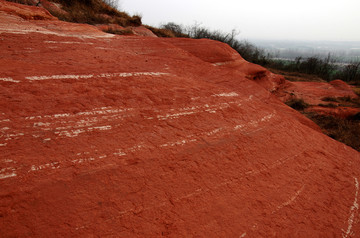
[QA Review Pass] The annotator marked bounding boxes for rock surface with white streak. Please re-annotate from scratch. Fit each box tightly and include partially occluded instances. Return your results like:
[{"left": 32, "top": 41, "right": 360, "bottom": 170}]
[{"left": 0, "top": 1, "right": 360, "bottom": 237}]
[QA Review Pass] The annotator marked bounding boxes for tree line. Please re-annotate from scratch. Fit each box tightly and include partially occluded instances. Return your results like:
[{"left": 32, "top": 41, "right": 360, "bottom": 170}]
[{"left": 160, "top": 22, "right": 360, "bottom": 84}]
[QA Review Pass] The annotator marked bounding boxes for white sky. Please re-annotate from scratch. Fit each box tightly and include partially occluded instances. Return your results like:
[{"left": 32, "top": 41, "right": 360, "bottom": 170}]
[{"left": 120, "top": 0, "right": 360, "bottom": 41}]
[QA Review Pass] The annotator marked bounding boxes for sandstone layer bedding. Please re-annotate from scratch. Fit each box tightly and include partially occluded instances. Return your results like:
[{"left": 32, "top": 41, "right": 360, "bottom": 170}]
[{"left": 1, "top": 1, "right": 360, "bottom": 237}]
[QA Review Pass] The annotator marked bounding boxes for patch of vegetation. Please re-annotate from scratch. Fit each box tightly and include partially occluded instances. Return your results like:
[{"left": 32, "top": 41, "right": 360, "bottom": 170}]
[
  {"left": 348, "top": 112, "right": 360, "bottom": 121},
  {"left": 318, "top": 103, "right": 337, "bottom": 108},
  {"left": 268, "top": 68, "right": 325, "bottom": 82},
  {"left": 151, "top": 22, "right": 270, "bottom": 65},
  {"left": 51, "top": 0, "right": 141, "bottom": 26},
  {"left": 104, "top": 27, "right": 132, "bottom": 35},
  {"left": 267, "top": 55, "right": 337, "bottom": 81},
  {"left": 322, "top": 96, "right": 360, "bottom": 108},
  {"left": 322, "top": 97, "right": 339, "bottom": 102},
  {"left": 264, "top": 57, "right": 360, "bottom": 84},
  {"left": 338, "top": 96, "right": 360, "bottom": 105},
  {"left": 160, "top": 22, "right": 189, "bottom": 38},
  {"left": 353, "top": 87, "right": 360, "bottom": 97},
  {"left": 285, "top": 96, "right": 359, "bottom": 151},
  {"left": 144, "top": 25, "right": 176, "bottom": 38},
  {"left": 304, "top": 112, "right": 360, "bottom": 151},
  {"left": 6, "top": 0, "right": 142, "bottom": 27},
  {"left": 337, "top": 62, "right": 360, "bottom": 82},
  {"left": 155, "top": 22, "right": 360, "bottom": 84},
  {"left": 285, "top": 98, "right": 309, "bottom": 111}
]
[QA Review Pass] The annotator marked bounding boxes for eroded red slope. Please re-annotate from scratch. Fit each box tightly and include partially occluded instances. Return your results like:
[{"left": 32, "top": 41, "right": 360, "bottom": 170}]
[{"left": 1, "top": 1, "right": 360, "bottom": 237}]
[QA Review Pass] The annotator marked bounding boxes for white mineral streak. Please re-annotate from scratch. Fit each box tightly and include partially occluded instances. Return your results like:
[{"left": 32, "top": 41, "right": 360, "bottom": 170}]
[
  {"left": 44, "top": 41, "right": 94, "bottom": 45},
  {"left": 213, "top": 92, "right": 239, "bottom": 97},
  {"left": 0, "top": 77, "right": 20, "bottom": 83},
  {"left": 342, "top": 177, "right": 359, "bottom": 238},
  {"left": 0, "top": 167, "right": 17, "bottom": 180},
  {"left": 26, "top": 72, "right": 170, "bottom": 81}
]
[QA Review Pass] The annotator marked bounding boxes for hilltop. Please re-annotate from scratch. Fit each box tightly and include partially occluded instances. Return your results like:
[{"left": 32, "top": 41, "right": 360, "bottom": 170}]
[{"left": 4, "top": 0, "right": 171, "bottom": 36}]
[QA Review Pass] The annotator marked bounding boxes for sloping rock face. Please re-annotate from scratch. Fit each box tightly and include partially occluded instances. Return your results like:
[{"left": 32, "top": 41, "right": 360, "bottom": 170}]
[
  {"left": 0, "top": 0, "right": 56, "bottom": 20},
  {"left": 278, "top": 79, "right": 358, "bottom": 105},
  {"left": 263, "top": 78, "right": 358, "bottom": 106},
  {"left": 1, "top": 1, "right": 360, "bottom": 237},
  {"left": 254, "top": 66, "right": 360, "bottom": 118}
]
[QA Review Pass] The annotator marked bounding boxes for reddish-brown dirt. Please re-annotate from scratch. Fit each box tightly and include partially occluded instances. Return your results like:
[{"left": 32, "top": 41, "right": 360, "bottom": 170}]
[
  {"left": 278, "top": 79, "right": 360, "bottom": 118},
  {"left": 280, "top": 80, "right": 358, "bottom": 105},
  {"left": 306, "top": 106, "right": 360, "bottom": 119},
  {"left": 263, "top": 68, "right": 360, "bottom": 118},
  {"left": 1, "top": 1, "right": 360, "bottom": 237}
]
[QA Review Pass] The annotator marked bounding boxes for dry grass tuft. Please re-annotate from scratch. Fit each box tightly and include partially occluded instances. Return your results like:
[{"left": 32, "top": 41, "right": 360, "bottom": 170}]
[
  {"left": 305, "top": 112, "right": 360, "bottom": 151},
  {"left": 5, "top": 0, "right": 141, "bottom": 27},
  {"left": 104, "top": 27, "right": 132, "bottom": 35},
  {"left": 49, "top": 0, "right": 141, "bottom": 26},
  {"left": 145, "top": 25, "right": 176, "bottom": 38}
]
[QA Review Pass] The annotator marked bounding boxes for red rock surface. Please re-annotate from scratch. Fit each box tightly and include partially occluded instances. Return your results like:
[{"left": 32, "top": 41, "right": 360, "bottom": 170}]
[
  {"left": 253, "top": 64, "right": 359, "bottom": 118},
  {"left": 283, "top": 80, "right": 357, "bottom": 105},
  {"left": 307, "top": 106, "right": 360, "bottom": 119},
  {"left": 280, "top": 80, "right": 359, "bottom": 118},
  {"left": 0, "top": 0, "right": 56, "bottom": 20},
  {"left": 254, "top": 69, "right": 358, "bottom": 105},
  {"left": 130, "top": 26, "right": 157, "bottom": 37},
  {"left": 1, "top": 1, "right": 360, "bottom": 237},
  {"left": 96, "top": 24, "right": 157, "bottom": 37}
]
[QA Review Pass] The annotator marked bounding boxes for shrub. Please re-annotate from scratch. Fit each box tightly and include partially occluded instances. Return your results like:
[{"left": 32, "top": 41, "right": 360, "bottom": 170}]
[
  {"left": 161, "top": 22, "right": 188, "bottom": 38},
  {"left": 104, "top": 27, "right": 132, "bottom": 35},
  {"left": 336, "top": 62, "right": 360, "bottom": 83},
  {"left": 268, "top": 55, "right": 337, "bottom": 81},
  {"left": 103, "top": 0, "right": 118, "bottom": 9},
  {"left": 269, "top": 56, "right": 360, "bottom": 83},
  {"left": 285, "top": 98, "right": 309, "bottom": 111},
  {"left": 6, "top": 0, "right": 142, "bottom": 27},
  {"left": 145, "top": 25, "right": 175, "bottom": 38},
  {"left": 53, "top": 0, "right": 142, "bottom": 26},
  {"left": 156, "top": 22, "right": 271, "bottom": 65}
]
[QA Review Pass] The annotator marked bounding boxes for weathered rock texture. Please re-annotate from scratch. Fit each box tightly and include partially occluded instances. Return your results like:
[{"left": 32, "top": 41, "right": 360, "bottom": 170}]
[
  {"left": 1, "top": 1, "right": 360, "bottom": 237},
  {"left": 251, "top": 66, "right": 360, "bottom": 118}
]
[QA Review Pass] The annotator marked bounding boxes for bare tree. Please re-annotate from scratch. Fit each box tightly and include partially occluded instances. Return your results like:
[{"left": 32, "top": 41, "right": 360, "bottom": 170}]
[
  {"left": 103, "top": 0, "right": 120, "bottom": 9},
  {"left": 342, "top": 62, "right": 360, "bottom": 82}
]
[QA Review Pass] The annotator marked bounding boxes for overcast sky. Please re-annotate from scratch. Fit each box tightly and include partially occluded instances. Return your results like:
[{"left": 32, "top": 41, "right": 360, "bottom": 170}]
[{"left": 120, "top": 0, "right": 360, "bottom": 41}]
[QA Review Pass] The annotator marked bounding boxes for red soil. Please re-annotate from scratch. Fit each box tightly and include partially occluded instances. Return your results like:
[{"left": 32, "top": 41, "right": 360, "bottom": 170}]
[
  {"left": 307, "top": 106, "right": 360, "bottom": 119},
  {"left": 1, "top": 1, "right": 360, "bottom": 237},
  {"left": 283, "top": 80, "right": 357, "bottom": 105},
  {"left": 281, "top": 80, "right": 359, "bottom": 118},
  {"left": 255, "top": 65, "right": 359, "bottom": 118}
]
